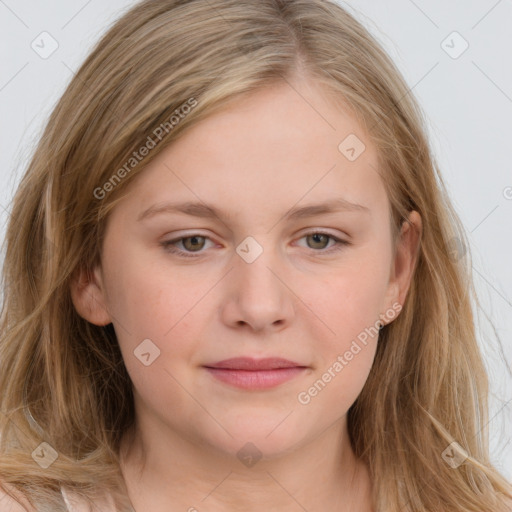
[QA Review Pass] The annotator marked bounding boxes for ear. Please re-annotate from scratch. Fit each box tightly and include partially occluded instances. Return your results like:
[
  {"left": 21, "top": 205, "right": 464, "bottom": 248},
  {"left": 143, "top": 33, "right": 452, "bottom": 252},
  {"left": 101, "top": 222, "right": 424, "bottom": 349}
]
[
  {"left": 69, "top": 264, "right": 112, "bottom": 326},
  {"left": 382, "top": 210, "right": 422, "bottom": 325}
]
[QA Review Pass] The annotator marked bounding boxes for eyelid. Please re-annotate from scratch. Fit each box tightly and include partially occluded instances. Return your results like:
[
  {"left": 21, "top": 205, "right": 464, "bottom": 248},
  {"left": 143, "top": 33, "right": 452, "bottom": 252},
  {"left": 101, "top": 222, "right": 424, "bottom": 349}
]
[
  {"left": 160, "top": 232, "right": 217, "bottom": 257},
  {"left": 160, "top": 229, "right": 351, "bottom": 258}
]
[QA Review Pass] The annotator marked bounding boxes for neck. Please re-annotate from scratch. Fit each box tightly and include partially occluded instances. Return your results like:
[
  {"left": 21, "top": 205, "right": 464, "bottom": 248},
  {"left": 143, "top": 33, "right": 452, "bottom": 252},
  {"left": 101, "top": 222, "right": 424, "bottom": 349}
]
[{"left": 119, "top": 415, "right": 374, "bottom": 512}]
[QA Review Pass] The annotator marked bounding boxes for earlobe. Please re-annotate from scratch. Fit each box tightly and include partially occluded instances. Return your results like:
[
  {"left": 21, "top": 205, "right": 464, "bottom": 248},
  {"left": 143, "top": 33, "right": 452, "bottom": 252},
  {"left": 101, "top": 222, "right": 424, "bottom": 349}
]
[
  {"left": 381, "top": 282, "right": 400, "bottom": 328},
  {"left": 383, "top": 210, "right": 422, "bottom": 324},
  {"left": 69, "top": 265, "right": 112, "bottom": 326}
]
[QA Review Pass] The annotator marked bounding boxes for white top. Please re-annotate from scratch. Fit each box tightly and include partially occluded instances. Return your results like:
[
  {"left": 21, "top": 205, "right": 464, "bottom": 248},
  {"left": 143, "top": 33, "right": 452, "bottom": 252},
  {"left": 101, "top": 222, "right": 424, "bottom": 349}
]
[
  {"left": 0, "top": 485, "right": 118, "bottom": 512},
  {"left": 61, "top": 487, "right": 117, "bottom": 512}
]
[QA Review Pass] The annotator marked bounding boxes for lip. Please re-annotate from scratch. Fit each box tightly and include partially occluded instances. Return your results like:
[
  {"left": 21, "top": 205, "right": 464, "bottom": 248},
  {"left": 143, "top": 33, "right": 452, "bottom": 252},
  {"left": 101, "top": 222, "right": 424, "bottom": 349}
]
[
  {"left": 203, "top": 357, "right": 309, "bottom": 390},
  {"left": 205, "top": 357, "right": 304, "bottom": 370}
]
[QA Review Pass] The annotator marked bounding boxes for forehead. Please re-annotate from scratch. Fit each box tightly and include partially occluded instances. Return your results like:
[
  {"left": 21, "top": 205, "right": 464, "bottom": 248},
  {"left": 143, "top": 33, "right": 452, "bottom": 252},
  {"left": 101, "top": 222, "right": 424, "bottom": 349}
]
[
  {"left": 116, "top": 79, "right": 385, "bottom": 221},
  {"left": 164, "top": 79, "right": 376, "bottom": 168}
]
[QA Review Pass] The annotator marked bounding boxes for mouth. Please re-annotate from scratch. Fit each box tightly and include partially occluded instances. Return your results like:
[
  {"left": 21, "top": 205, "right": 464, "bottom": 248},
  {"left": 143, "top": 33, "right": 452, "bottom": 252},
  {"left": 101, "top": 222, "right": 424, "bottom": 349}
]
[{"left": 203, "top": 357, "right": 309, "bottom": 390}]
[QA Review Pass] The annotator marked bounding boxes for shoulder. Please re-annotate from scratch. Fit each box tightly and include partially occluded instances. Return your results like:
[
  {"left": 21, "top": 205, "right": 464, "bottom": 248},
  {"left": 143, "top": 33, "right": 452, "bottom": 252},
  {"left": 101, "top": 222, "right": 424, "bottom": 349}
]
[
  {"left": 61, "top": 486, "right": 117, "bottom": 512},
  {"left": 0, "top": 484, "right": 35, "bottom": 512},
  {"left": 0, "top": 483, "right": 116, "bottom": 512}
]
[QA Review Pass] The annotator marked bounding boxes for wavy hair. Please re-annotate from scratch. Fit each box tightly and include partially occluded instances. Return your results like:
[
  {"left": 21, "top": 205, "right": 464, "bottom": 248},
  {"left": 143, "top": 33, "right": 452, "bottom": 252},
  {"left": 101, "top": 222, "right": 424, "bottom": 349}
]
[{"left": 1, "top": 0, "right": 511, "bottom": 510}]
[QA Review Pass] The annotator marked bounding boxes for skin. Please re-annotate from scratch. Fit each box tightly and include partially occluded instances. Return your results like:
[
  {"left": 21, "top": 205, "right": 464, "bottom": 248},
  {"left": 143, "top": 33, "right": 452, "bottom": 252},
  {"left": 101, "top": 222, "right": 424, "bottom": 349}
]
[{"left": 71, "top": 75, "right": 421, "bottom": 512}]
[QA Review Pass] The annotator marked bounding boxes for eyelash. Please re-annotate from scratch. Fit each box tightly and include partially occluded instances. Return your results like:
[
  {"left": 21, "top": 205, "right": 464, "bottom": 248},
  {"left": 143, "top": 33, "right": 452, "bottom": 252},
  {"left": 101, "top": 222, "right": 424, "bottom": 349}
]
[{"left": 160, "top": 231, "right": 350, "bottom": 258}]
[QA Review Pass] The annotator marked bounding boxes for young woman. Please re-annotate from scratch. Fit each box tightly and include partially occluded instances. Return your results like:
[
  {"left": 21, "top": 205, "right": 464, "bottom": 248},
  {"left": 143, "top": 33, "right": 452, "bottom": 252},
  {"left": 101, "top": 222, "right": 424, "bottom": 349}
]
[{"left": 1, "top": 0, "right": 510, "bottom": 510}]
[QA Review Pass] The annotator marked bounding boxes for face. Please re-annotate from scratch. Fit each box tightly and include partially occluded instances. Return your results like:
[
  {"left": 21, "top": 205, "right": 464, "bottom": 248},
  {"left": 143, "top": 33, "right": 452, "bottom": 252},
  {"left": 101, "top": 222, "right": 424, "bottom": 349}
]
[{"left": 72, "top": 77, "right": 419, "bottom": 461}]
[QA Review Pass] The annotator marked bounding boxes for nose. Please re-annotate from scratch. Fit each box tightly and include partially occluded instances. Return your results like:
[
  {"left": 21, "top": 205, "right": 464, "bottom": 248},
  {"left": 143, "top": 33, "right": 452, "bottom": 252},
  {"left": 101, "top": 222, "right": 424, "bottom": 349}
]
[{"left": 219, "top": 240, "right": 295, "bottom": 333}]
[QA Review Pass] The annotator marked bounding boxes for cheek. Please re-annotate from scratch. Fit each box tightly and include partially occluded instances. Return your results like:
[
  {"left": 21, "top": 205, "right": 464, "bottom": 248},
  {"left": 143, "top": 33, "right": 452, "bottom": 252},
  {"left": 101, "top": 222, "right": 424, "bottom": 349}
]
[
  {"left": 305, "top": 246, "right": 391, "bottom": 342},
  {"left": 103, "top": 245, "right": 206, "bottom": 338},
  {"left": 105, "top": 262, "right": 205, "bottom": 414},
  {"left": 295, "top": 243, "right": 390, "bottom": 399},
  {"left": 296, "top": 281, "right": 384, "bottom": 413}
]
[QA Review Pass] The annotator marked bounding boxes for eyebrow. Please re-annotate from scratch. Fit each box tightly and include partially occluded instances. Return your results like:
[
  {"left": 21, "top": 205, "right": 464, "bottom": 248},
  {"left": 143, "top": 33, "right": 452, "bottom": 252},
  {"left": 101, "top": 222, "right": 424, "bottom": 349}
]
[{"left": 137, "top": 197, "right": 370, "bottom": 223}]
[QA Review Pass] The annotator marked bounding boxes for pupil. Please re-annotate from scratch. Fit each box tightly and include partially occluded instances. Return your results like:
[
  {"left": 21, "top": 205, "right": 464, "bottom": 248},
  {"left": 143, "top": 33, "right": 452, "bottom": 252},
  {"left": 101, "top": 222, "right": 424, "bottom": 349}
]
[
  {"left": 311, "top": 233, "right": 327, "bottom": 248},
  {"left": 186, "top": 236, "right": 203, "bottom": 251},
  {"left": 183, "top": 234, "right": 328, "bottom": 252}
]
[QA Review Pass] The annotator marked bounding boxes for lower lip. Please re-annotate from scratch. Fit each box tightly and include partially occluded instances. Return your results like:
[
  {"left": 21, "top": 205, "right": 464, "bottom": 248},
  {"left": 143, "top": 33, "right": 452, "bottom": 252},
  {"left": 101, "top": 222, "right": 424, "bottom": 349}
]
[{"left": 204, "top": 367, "right": 307, "bottom": 389}]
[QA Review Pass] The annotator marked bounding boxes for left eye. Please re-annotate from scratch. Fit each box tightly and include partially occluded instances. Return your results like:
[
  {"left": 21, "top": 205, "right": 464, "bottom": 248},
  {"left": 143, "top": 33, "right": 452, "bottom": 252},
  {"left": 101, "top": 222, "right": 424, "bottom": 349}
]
[
  {"left": 296, "top": 232, "right": 344, "bottom": 251},
  {"left": 160, "top": 232, "right": 349, "bottom": 258}
]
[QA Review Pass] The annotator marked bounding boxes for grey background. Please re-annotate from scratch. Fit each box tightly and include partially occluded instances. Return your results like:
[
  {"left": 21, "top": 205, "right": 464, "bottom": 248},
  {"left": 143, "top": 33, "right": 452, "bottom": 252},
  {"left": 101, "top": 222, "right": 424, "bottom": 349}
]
[{"left": 1, "top": 0, "right": 511, "bottom": 479}]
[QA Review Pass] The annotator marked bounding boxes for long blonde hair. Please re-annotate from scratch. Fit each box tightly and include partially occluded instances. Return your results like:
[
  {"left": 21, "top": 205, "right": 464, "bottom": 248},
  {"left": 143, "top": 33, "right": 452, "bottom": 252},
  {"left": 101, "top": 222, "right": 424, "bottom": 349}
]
[{"left": 1, "top": 0, "right": 510, "bottom": 510}]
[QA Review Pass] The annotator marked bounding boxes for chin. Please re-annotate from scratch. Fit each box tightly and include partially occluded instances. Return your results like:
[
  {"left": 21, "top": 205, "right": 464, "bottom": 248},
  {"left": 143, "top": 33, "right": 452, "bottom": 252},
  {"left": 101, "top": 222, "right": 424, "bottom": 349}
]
[{"left": 199, "top": 415, "right": 308, "bottom": 463}]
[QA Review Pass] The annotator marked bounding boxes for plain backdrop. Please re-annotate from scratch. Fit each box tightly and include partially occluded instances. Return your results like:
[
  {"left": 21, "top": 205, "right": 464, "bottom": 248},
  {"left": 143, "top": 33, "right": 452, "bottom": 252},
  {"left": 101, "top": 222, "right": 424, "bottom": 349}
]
[{"left": 1, "top": 0, "right": 511, "bottom": 480}]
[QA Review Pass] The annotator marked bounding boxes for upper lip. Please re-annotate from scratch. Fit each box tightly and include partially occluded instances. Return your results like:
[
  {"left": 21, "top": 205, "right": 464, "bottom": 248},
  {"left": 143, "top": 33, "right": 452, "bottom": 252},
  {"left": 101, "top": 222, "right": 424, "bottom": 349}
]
[{"left": 204, "top": 357, "right": 307, "bottom": 370}]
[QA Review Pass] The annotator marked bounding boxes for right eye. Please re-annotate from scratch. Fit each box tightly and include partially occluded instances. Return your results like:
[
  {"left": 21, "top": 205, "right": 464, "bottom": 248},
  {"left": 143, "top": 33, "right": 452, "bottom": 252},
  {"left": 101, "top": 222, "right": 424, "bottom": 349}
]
[{"left": 160, "top": 234, "right": 215, "bottom": 258}]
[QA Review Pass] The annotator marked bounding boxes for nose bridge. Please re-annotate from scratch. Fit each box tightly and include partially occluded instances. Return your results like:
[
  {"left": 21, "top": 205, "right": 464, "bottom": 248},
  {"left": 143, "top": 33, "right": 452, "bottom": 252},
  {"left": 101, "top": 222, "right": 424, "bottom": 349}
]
[
  {"left": 234, "top": 234, "right": 282, "bottom": 295},
  {"left": 226, "top": 233, "right": 292, "bottom": 330}
]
